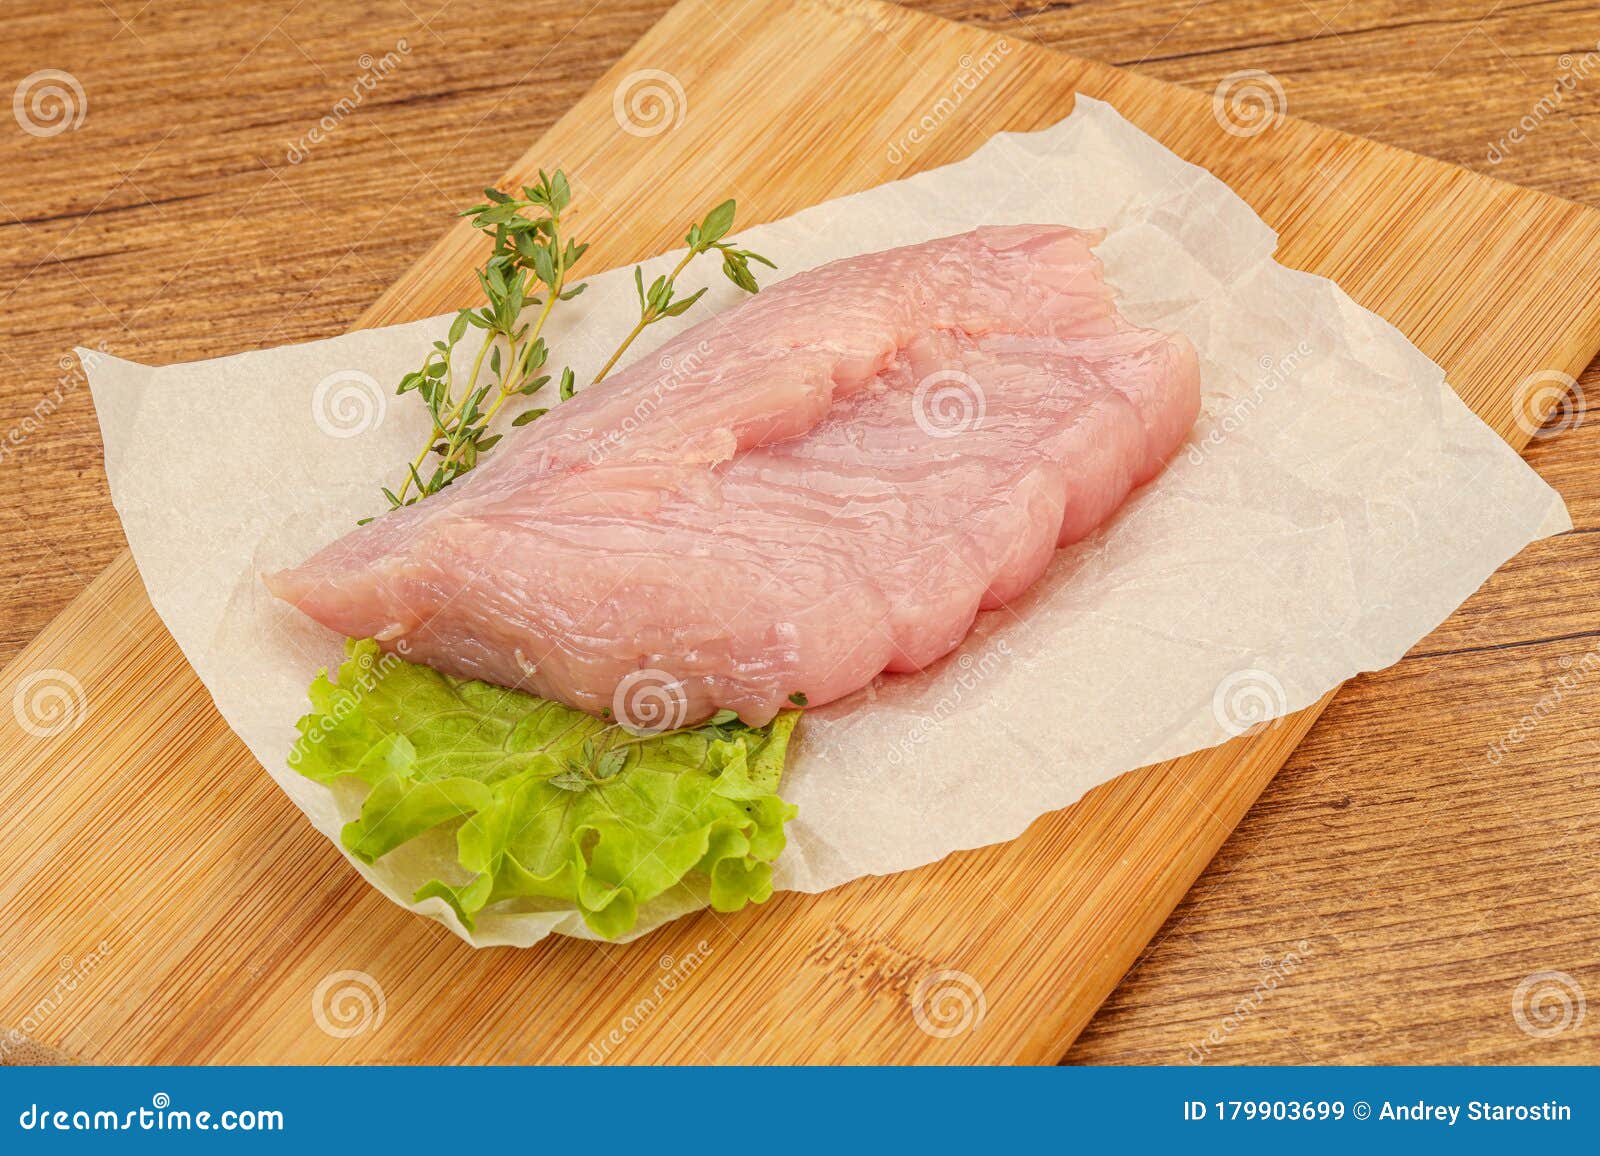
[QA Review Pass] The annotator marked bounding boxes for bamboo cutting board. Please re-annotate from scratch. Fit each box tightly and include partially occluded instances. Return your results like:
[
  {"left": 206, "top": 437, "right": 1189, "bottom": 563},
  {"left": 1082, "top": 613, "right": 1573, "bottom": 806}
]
[{"left": 4, "top": 0, "right": 1600, "bottom": 1065}]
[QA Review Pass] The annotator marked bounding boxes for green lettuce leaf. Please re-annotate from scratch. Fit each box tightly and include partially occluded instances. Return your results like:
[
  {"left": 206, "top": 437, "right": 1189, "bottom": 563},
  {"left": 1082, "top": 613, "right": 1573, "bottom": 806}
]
[{"left": 289, "top": 639, "right": 799, "bottom": 939}]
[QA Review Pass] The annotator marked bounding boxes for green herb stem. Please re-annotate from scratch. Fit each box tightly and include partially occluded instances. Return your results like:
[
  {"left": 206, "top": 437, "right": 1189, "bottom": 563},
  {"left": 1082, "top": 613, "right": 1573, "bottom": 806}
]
[{"left": 591, "top": 248, "right": 698, "bottom": 385}]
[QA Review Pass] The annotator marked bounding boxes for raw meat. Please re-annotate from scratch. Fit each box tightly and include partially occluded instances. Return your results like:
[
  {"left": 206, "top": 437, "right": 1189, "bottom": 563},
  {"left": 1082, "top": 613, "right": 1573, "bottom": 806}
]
[{"left": 266, "top": 226, "right": 1201, "bottom": 726}]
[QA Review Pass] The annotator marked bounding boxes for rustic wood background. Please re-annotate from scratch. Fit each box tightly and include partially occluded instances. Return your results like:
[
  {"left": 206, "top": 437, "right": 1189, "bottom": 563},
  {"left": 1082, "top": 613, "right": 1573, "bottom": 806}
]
[{"left": 2, "top": 0, "right": 1597, "bottom": 1064}]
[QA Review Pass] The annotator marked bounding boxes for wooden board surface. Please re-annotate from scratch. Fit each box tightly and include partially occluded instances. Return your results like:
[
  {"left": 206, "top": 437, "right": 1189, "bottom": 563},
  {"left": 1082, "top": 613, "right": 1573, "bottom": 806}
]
[{"left": 3, "top": 0, "right": 1600, "bottom": 1064}]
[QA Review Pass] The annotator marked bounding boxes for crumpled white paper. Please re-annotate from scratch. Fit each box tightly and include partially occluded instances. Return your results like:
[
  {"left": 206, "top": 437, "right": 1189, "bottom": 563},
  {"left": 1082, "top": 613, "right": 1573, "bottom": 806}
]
[{"left": 83, "top": 97, "right": 1569, "bottom": 946}]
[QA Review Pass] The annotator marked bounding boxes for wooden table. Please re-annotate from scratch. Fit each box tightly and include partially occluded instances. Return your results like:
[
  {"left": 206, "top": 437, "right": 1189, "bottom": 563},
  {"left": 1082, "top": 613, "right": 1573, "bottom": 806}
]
[{"left": 2, "top": 0, "right": 1597, "bottom": 1064}]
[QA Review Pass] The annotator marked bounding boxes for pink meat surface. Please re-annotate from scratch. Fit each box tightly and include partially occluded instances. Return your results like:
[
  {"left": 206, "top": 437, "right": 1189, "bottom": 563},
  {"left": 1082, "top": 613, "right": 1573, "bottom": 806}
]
[{"left": 266, "top": 226, "right": 1201, "bottom": 726}]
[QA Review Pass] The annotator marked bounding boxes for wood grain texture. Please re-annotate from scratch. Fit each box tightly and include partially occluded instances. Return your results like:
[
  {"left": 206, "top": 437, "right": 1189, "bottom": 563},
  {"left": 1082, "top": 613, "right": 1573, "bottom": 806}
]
[{"left": 1, "top": 0, "right": 1598, "bottom": 1064}]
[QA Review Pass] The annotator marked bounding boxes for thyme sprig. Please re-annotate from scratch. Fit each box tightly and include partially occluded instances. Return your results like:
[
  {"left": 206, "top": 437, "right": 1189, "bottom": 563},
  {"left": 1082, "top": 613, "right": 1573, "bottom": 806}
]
[
  {"left": 370, "top": 170, "right": 584, "bottom": 520},
  {"left": 368, "top": 174, "right": 772, "bottom": 522},
  {"left": 592, "top": 199, "right": 776, "bottom": 384}
]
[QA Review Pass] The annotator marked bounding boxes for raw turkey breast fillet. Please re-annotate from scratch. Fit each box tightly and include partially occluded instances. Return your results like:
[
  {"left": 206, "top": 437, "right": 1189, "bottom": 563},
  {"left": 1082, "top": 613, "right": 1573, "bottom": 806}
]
[{"left": 266, "top": 226, "right": 1202, "bottom": 726}]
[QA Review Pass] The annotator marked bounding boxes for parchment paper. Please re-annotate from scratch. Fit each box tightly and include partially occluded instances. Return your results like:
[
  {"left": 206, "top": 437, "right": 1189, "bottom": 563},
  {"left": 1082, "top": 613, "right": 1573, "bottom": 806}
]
[{"left": 82, "top": 98, "right": 1570, "bottom": 946}]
